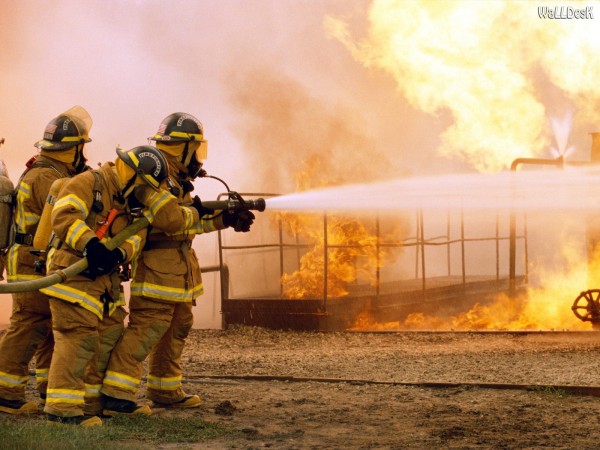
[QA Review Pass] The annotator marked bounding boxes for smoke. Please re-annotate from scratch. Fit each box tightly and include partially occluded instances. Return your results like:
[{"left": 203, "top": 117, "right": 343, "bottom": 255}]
[
  {"left": 1, "top": 0, "right": 599, "bottom": 329},
  {"left": 326, "top": 0, "right": 600, "bottom": 172},
  {"left": 226, "top": 67, "right": 398, "bottom": 194}
]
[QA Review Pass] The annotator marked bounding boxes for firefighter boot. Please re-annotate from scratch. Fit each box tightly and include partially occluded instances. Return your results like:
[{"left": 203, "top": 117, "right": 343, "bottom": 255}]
[
  {"left": 0, "top": 397, "right": 39, "bottom": 415},
  {"left": 152, "top": 394, "right": 201, "bottom": 409},
  {"left": 102, "top": 395, "right": 151, "bottom": 416},
  {"left": 47, "top": 414, "right": 102, "bottom": 427}
]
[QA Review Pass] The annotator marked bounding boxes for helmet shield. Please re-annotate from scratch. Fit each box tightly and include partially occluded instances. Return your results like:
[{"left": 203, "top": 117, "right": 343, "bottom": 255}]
[
  {"left": 64, "top": 105, "right": 92, "bottom": 140},
  {"left": 35, "top": 105, "right": 92, "bottom": 150}
]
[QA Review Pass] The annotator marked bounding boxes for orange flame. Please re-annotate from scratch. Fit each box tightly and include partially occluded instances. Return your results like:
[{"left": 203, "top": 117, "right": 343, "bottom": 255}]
[
  {"left": 276, "top": 156, "right": 401, "bottom": 299},
  {"left": 349, "top": 233, "right": 595, "bottom": 331},
  {"left": 326, "top": 0, "right": 600, "bottom": 171}
]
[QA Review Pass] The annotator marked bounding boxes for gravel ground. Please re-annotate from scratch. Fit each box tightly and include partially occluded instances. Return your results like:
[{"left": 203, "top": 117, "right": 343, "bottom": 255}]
[
  {"left": 169, "top": 327, "right": 600, "bottom": 449},
  {"left": 9, "top": 326, "right": 600, "bottom": 448}
]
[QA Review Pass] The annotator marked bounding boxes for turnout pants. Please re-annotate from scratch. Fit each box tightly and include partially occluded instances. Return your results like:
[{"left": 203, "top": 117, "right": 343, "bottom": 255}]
[
  {"left": 101, "top": 296, "right": 194, "bottom": 404},
  {"left": 44, "top": 299, "right": 125, "bottom": 417},
  {"left": 0, "top": 290, "right": 53, "bottom": 401},
  {"left": 84, "top": 307, "right": 127, "bottom": 415}
]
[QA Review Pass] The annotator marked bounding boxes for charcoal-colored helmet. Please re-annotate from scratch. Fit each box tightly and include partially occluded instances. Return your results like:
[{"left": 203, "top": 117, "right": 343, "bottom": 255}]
[
  {"left": 149, "top": 112, "right": 203, "bottom": 142},
  {"left": 35, "top": 106, "right": 92, "bottom": 150},
  {"left": 116, "top": 145, "right": 168, "bottom": 190}
]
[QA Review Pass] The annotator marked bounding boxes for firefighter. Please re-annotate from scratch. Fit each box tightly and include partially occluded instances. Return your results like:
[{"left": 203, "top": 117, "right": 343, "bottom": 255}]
[
  {"left": 40, "top": 145, "right": 204, "bottom": 427},
  {"left": 101, "top": 113, "right": 254, "bottom": 414},
  {"left": 0, "top": 106, "right": 92, "bottom": 415}
]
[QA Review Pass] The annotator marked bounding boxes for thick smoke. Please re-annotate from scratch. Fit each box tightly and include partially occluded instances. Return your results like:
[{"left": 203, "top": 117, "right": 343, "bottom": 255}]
[{"left": 226, "top": 67, "right": 398, "bottom": 194}]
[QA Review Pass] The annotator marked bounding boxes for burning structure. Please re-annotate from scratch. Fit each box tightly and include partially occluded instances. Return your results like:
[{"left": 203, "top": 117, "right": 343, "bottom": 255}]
[
  {"left": 217, "top": 202, "right": 528, "bottom": 331},
  {"left": 211, "top": 133, "right": 600, "bottom": 332}
]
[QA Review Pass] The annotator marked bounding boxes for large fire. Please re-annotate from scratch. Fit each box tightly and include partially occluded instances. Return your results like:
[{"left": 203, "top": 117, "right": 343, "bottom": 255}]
[
  {"left": 320, "top": 0, "right": 600, "bottom": 330},
  {"left": 266, "top": 1, "right": 600, "bottom": 330},
  {"left": 350, "top": 233, "right": 595, "bottom": 331},
  {"left": 276, "top": 155, "right": 402, "bottom": 299},
  {"left": 325, "top": 0, "right": 600, "bottom": 171}
]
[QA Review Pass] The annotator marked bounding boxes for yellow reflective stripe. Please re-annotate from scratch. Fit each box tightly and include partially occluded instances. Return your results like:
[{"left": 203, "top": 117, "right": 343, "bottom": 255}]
[
  {"left": 169, "top": 131, "right": 203, "bottom": 140},
  {"left": 186, "top": 217, "right": 218, "bottom": 235},
  {"left": 35, "top": 368, "right": 49, "bottom": 380},
  {"left": 23, "top": 212, "right": 39, "bottom": 228},
  {"left": 0, "top": 370, "right": 29, "bottom": 387},
  {"left": 183, "top": 207, "right": 195, "bottom": 229},
  {"left": 85, "top": 384, "right": 102, "bottom": 397},
  {"left": 15, "top": 182, "right": 32, "bottom": 232},
  {"left": 130, "top": 281, "right": 203, "bottom": 302},
  {"left": 6, "top": 245, "right": 43, "bottom": 280},
  {"left": 46, "top": 388, "right": 85, "bottom": 404},
  {"left": 124, "top": 234, "right": 142, "bottom": 258},
  {"left": 128, "top": 151, "right": 139, "bottom": 166},
  {"left": 103, "top": 371, "right": 140, "bottom": 393},
  {"left": 40, "top": 284, "right": 104, "bottom": 319},
  {"left": 143, "top": 173, "right": 159, "bottom": 188},
  {"left": 147, "top": 374, "right": 182, "bottom": 390},
  {"left": 17, "top": 182, "right": 31, "bottom": 197},
  {"left": 65, "top": 219, "right": 90, "bottom": 248},
  {"left": 54, "top": 193, "right": 90, "bottom": 218},
  {"left": 61, "top": 136, "right": 84, "bottom": 142},
  {"left": 6, "top": 245, "right": 19, "bottom": 277},
  {"left": 147, "top": 191, "right": 173, "bottom": 220},
  {"left": 107, "top": 296, "right": 125, "bottom": 316}
]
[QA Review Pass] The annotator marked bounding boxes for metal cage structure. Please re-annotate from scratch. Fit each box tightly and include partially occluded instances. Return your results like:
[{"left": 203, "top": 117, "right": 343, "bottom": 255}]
[{"left": 214, "top": 193, "right": 528, "bottom": 331}]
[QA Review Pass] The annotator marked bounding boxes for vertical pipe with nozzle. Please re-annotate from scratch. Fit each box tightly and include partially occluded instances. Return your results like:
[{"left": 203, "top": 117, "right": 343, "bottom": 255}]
[{"left": 586, "top": 132, "right": 600, "bottom": 286}]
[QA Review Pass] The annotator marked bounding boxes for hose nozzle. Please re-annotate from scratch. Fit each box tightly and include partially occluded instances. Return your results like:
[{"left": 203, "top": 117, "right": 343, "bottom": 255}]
[{"left": 203, "top": 193, "right": 266, "bottom": 213}]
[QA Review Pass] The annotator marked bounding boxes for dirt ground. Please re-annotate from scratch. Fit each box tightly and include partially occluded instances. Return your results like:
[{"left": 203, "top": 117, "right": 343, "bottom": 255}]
[
  {"left": 8, "top": 326, "right": 600, "bottom": 448},
  {"left": 147, "top": 326, "right": 600, "bottom": 449}
]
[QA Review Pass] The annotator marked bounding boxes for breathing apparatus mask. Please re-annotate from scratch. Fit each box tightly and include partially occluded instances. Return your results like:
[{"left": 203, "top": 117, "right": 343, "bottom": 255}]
[{"left": 156, "top": 140, "right": 207, "bottom": 180}]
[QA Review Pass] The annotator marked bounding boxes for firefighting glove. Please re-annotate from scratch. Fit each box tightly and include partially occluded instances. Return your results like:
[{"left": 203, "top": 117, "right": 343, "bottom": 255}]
[
  {"left": 191, "top": 195, "right": 215, "bottom": 217},
  {"left": 83, "top": 237, "right": 124, "bottom": 279},
  {"left": 223, "top": 210, "right": 255, "bottom": 232}
]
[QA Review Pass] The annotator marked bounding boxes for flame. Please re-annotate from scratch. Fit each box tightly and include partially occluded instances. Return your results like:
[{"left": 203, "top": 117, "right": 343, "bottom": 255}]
[
  {"left": 349, "top": 233, "right": 593, "bottom": 331},
  {"left": 325, "top": 0, "right": 600, "bottom": 172},
  {"left": 276, "top": 156, "right": 401, "bottom": 299}
]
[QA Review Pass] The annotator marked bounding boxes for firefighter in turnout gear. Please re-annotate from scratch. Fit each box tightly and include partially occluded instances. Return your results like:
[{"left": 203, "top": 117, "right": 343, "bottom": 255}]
[
  {"left": 40, "top": 145, "right": 202, "bottom": 427},
  {"left": 101, "top": 113, "right": 254, "bottom": 413},
  {"left": 0, "top": 106, "right": 92, "bottom": 415}
]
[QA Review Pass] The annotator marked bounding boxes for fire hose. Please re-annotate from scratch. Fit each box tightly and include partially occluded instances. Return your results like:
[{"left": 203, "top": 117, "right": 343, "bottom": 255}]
[{"left": 0, "top": 195, "right": 266, "bottom": 294}]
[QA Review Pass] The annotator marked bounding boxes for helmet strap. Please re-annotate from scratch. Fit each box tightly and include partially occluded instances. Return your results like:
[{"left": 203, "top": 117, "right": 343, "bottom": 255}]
[
  {"left": 121, "top": 175, "right": 137, "bottom": 200},
  {"left": 181, "top": 141, "right": 192, "bottom": 166},
  {"left": 73, "top": 144, "right": 88, "bottom": 174}
]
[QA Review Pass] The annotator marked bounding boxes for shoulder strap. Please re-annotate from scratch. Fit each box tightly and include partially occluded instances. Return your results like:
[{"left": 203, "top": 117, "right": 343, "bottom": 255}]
[
  {"left": 86, "top": 170, "right": 104, "bottom": 229},
  {"left": 30, "top": 160, "right": 65, "bottom": 178}
]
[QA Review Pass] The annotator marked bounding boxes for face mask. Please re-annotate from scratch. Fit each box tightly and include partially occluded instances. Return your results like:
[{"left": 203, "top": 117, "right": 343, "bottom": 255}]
[
  {"left": 40, "top": 145, "right": 88, "bottom": 173},
  {"left": 184, "top": 140, "right": 208, "bottom": 179}
]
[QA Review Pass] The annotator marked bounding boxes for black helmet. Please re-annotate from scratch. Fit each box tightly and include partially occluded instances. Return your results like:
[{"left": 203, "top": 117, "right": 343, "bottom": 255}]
[
  {"left": 116, "top": 145, "right": 168, "bottom": 190},
  {"left": 35, "top": 106, "right": 92, "bottom": 151},
  {"left": 149, "top": 112, "right": 203, "bottom": 142}
]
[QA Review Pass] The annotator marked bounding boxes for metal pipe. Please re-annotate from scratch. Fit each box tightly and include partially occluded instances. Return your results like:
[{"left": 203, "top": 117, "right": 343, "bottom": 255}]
[
  {"left": 419, "top": 210, "right": 426, "bottom": 292},
  {"left": 376, "top": 215, "right": 380, "bottom": 301},
  {"left": 509, "top": 157, "right": 564, "bottom": 293},
  {"left": 461, "top": 209, "right": 466, "bottom": 286},
  {"left": 323, "top": 213, "right": 328, "bottom": 307}
]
